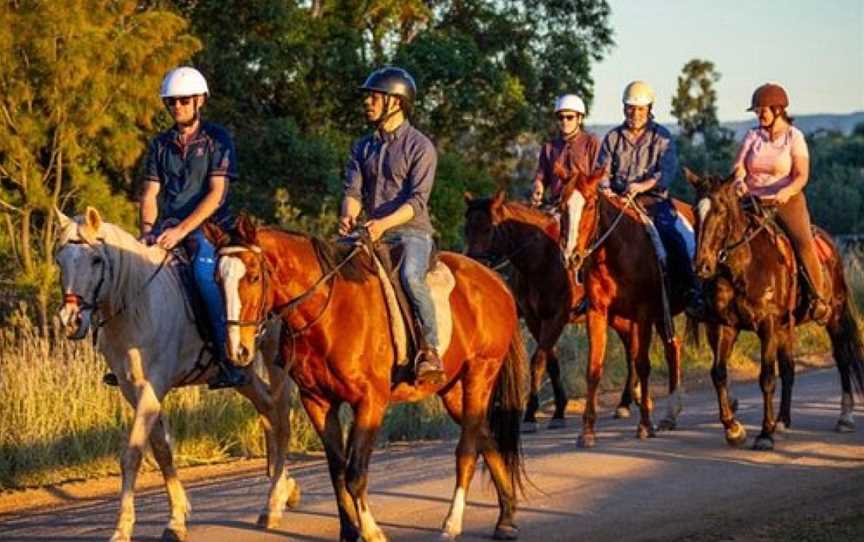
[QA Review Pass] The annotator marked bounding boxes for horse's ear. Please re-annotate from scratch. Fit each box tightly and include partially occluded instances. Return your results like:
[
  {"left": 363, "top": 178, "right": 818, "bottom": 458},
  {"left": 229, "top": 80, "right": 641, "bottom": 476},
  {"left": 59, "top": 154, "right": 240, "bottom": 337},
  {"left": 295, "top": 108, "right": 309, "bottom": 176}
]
[
  {"left": 491, "top": 189, "right": 506, "bottom": 210},
  {"left": 80, "top": 206, "right": 102, "bottom": 242},
  {"left": 54, "top": 207, "right": 73, "bottom": 230},
  {"left": 235, "top": 214, "right": 259, "bottom": 245},
  {"left": 463, "top": 191, "right": 475, "bottom": 203},
  {"left": 203, "top": 221, "right": 229, "bottom": 248}
]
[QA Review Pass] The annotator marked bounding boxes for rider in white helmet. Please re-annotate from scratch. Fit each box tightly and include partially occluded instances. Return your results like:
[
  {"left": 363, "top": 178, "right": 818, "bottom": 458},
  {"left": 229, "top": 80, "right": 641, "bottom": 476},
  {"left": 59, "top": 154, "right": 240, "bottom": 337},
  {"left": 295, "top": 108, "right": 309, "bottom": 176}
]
[
  {"left": 532, "top": 93, "right": 600, "bottom": 283},
  {"left": 103, "top": 66, "right": 248, "bottom": 390},
  {"left": 597, "top": 80, "right": 707, "bottom": 319}
]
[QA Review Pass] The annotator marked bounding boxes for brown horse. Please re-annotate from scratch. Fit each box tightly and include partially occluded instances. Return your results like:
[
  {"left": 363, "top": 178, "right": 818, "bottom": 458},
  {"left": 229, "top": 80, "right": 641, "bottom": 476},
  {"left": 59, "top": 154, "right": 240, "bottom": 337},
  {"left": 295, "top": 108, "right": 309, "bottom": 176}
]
[
  {"left": 211, "top": 218, "right": 526, "bottom": 542},
  {"left": 565, "top": 171, "right": 694, "bottom": 447},
  {"left": 686, "top": 170, "right": 864, "bottom": 450},
  {"left": 464, "top": 191, "right": 586, "bottom": 432}
]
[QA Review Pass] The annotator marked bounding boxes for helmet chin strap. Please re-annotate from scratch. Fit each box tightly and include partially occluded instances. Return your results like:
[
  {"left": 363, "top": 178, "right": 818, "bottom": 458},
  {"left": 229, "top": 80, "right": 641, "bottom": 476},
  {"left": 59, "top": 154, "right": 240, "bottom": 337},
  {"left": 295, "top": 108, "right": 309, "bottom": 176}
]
[{"left": 374, "top": 95, "right": 402, "bottom": 130}]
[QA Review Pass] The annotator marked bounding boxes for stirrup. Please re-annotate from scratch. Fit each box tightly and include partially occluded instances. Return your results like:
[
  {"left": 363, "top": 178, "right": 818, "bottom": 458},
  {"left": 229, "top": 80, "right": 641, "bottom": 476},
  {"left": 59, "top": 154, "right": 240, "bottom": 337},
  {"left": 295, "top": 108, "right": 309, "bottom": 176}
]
[
  {"left": 208, "top": 361, "right": 250, "bottom": 390},
  {"left": 809, "top": 297, "right": 831, "bottom": 325},
  {"left": 415, "top": 349, "right": 446, "bottom": 385}
]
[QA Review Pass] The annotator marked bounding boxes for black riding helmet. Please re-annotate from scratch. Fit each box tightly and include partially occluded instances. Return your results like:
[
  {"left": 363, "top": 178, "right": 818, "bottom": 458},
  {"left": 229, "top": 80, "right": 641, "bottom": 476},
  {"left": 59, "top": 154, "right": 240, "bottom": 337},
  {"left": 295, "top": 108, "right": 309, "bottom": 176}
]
[{"left": 360, "top": 67, "right": 416, "bottom": 114}]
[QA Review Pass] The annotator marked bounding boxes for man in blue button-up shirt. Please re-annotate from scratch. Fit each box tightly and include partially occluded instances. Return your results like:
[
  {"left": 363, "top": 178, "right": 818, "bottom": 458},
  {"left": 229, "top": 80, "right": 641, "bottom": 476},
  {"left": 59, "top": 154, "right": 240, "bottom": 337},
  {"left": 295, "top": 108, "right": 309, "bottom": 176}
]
[
  {"left": 339, "top": 67, "right": 445, "bottom": 385},
  {"left": 597, "top": 80, "right": 706, "bottom": 319}
]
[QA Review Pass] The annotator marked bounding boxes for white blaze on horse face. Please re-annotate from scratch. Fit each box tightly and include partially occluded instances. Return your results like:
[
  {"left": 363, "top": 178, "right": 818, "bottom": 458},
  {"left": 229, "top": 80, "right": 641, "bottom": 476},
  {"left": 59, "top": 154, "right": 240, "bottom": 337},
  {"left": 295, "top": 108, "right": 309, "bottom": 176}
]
[
  {"left": 55, "top": 241, "right": 97, "bottom": 338},
  {"left": 564, "top": 190, "right": 587, "bottom": 257},
  {"left": 696, "top": 197, "right": 712, "bottom": 225},
  {"left": 219, "top": 256, "right": 248, "bottom": 360}
]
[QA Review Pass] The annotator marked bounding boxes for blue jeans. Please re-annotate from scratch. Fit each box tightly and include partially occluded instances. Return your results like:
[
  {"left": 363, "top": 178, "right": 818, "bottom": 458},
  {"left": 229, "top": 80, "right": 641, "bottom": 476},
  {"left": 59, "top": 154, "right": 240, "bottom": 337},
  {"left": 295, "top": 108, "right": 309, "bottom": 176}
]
[
  {"left": 644, "top": 199, "right": 698, "bottom": 291},
  {"left": 184, "top": 228, "right": 228, "bottom": 361},
  {"left": 382, "top": 230, "right": 439, "bottom": 349}
]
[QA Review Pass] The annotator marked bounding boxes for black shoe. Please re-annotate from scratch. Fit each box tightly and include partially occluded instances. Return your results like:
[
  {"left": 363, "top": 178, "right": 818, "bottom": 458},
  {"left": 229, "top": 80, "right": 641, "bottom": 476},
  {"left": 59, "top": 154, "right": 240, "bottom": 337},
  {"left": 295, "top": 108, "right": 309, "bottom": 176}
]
[
  {"left": 102, "top": 372, "right": 119, "bottom": 387},
  {"left": 684, "top": 289, "right": 709, "bottom": 321},
  {"left": 416, "top": 348, "right": 446, "bottom": 385},
  {"left": 208, "top": 360, "right": 250, "bottom": 390}
]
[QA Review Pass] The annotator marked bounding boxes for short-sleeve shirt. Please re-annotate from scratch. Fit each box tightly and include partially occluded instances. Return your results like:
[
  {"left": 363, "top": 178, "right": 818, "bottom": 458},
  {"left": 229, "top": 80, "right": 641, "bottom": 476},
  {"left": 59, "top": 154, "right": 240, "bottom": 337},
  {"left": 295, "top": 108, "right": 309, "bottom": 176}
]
[
  {"left": 596, "top": 122, "right": 678, "bottom": 198},
  {"left": 733, "top": 126, "right": 809, "bottom": 197},
  {"left": 343, "top": 121, "right": 437, "bottom": 234},
  {"left": 533, "top": 131, "right": 600, "bottom": 199},
  {"left": 143, "top": 121, "right": 237, "bottom": 228}
]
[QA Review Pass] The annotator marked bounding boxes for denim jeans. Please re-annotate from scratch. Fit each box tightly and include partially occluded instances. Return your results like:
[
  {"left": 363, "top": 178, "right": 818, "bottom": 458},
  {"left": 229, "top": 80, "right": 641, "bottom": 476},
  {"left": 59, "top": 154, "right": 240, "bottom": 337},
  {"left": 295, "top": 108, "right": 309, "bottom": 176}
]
[
  {"left": 382, "top": 229, "right": 439, "bottom": 349},
  {"left": 184, "top": 228, "right": 228, "bottom": 361},
  {"left": 644, "top": 199, "right": 698, "bottom": 291}
]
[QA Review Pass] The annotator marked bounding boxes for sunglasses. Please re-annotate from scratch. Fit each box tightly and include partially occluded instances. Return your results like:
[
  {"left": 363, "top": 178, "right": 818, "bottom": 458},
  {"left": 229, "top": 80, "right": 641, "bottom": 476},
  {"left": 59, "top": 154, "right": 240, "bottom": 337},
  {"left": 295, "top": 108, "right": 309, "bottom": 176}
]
[
  {"left": 557, "top": 114, "right": 578, "bottom": 121},
  {"left": 163, "top": 96, "right": 195, "bottom": 107}
]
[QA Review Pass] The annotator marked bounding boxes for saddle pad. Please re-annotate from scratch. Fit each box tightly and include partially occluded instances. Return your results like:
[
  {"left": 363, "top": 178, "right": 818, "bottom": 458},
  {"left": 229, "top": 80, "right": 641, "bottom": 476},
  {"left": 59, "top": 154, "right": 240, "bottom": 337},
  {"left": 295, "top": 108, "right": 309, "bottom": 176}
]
[{"left": 372, "top": 258, "right": 456, "bottom": 366}]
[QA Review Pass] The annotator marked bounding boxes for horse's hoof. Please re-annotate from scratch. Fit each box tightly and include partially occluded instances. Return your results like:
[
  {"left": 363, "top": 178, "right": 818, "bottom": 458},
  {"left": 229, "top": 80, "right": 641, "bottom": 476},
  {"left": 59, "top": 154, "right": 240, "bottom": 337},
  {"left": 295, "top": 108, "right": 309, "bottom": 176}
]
[
  {"left": 657, "top": 417, "right": 677, "bottom": 431},
  {"left": 109, "top": 534, "right": 131, "bottom": 542},
  {"left": 774, "top": 421, "right": 787, "bottom": 434},
  {"left": 730, "top": 398, "right": 739, "bottom": 414},
  {"left": 636, "top": 424, "right": 657, "bottom": 439},
  {"left": 493, "top": 523, "right": 520, "bottom": 540},
  {"left": 547, "top": 418, "right": 567, "bottom": 430},
  {"left": 161, "top": 527, "right": 187, "bottom": 542},
  {"left": 613, "top": 406, "right": 631, "bottom": 419},
  {"left": 286, "top": 479, "right": 302, "bottom": 509},
  {"left": 835, "top": 418, "right": 856, "bottom": 433},
  {"left": 521, "top": 421, "right": 538, "bottom": 433},
  {"left": 577, "top": 434, "right": 596, "bottom": 448},
  {"left": 724, "top": 421, "right": 747, "bottom": 447},
  {"left": 257, "top": 513, "right": 282, "bottom": 530},
  {"left": 753, "top": 435, "right": 774, "bottom": 451}
]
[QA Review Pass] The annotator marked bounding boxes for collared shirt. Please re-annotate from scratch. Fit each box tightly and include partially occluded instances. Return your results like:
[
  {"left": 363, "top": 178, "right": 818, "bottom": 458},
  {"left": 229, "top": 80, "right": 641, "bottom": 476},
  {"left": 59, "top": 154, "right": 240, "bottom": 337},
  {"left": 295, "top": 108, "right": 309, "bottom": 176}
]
[
  {"left": 733, "top": 126, "right": 808, "bottom": 197},
  {"left": 596, "top": 121, "right": 678, "bottom": 198},
  {"left": 143, "top": 121, "right": 237, "bottom": 228},
  {"left": 533, "top": 131, "right": 601, "bottom": 198},
  {"left": 344, "top": 121, "right": 437, "bottom": 234}
]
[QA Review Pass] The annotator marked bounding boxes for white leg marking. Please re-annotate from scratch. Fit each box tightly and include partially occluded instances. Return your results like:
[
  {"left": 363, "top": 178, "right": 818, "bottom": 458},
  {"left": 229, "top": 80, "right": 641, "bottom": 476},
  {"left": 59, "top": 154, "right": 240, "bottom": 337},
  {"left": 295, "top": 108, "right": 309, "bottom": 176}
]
[{"left": 441, "top": 487, "right": 466, "bottom": 539}]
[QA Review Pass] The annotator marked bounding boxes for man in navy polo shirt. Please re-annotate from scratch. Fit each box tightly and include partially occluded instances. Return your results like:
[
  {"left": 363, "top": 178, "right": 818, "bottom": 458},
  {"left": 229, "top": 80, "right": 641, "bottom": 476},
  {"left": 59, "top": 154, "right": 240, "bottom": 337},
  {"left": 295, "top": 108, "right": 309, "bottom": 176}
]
[{"left": 133, "top": 66, "right": 248, "bottom": 389}]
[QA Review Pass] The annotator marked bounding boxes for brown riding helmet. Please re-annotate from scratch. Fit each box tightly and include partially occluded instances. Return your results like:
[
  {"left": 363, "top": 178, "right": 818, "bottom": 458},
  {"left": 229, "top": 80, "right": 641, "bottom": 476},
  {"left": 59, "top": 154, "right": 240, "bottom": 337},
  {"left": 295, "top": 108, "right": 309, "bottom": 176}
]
[{"left": 747, "top": 83, "right": 789, "bottom": 111}]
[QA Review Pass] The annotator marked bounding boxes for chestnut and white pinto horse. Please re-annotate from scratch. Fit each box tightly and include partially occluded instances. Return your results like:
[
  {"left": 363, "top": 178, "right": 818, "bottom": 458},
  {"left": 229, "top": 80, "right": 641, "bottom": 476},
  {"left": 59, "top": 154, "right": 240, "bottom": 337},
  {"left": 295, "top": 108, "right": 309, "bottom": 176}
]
[{"left": 55, "top": 207, "right": 298, "bottom": 542}]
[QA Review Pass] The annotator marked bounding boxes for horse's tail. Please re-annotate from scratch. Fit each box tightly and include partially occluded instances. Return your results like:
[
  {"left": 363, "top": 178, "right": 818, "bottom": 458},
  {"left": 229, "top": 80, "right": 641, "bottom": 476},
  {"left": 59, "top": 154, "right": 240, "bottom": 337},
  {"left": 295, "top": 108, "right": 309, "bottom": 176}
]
[
  {"left": 489, "top": 326, "right": 528, "bottom": 496},
  {"left": 828, "top": 298, "right": 864, "bottom": 400}
]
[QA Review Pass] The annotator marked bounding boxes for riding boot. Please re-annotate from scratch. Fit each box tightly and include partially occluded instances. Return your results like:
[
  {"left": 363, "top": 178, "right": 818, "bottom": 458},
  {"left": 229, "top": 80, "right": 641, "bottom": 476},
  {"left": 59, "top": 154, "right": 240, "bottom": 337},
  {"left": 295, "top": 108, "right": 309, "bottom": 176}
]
[
  {"left": 684, "top": 281, "right": 710, "bottom": 322},
  {"left": 415, "top": 332, "right": 445, "bottom": 385},
  {"left": 208, "top": 357, "right": 250, "bottom": 390}
]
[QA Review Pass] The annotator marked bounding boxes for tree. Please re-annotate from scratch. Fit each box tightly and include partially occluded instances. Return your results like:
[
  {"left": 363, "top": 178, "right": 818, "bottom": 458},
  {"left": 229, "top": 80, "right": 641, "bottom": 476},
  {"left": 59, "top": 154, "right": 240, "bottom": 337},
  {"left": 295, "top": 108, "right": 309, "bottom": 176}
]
[
  {"left": 671, "top": 59, "right": 721, "bottom": 141},
  {"left": 0, "top": 1, "right": 200, "bottom": 331}
]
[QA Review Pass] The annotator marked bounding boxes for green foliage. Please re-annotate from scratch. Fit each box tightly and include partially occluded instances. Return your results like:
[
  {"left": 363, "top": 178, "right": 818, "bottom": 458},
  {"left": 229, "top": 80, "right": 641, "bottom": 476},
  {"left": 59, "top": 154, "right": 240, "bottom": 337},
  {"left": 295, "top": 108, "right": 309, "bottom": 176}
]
[
  {"left": 806, "top": 130, "right": 864, "bottom": 234},
  {"left": 671, "top": 59, "right": 722, "bottom": 141},
  {"left": 0, "top": 1, "right": 200, "bottom": 328}
]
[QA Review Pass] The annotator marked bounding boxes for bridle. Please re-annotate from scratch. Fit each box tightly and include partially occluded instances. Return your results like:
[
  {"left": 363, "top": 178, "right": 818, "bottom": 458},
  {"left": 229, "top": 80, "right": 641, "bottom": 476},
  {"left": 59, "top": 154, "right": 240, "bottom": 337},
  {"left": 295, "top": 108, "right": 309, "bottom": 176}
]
[
  {"left": 569, "top": 192, "right": 634, "bottom": 274},
  {"left": 705, "top": 195, "right": 775, "bottom": 266}
]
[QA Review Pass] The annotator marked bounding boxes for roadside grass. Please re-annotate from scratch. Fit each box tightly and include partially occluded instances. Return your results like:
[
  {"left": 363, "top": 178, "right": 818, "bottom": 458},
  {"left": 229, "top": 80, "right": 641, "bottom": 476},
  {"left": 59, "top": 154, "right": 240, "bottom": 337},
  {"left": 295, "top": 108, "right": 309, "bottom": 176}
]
[{"left": 1, "top": 257, "right": 861, "bottom": 491}]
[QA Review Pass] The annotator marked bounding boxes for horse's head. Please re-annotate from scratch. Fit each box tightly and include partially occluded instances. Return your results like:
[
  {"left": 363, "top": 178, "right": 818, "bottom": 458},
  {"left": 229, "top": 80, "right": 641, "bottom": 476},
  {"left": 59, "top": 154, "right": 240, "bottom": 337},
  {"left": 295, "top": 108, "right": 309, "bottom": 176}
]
[
  {"left": 210, "top": 215, "right": 269, "bottom": 366},
  {"left": 557, "top": 167, "right": 605, "bottom": 272},
  {"left": 55, "top": 207, "right": 111, "bottom": 340},
  {"left": 685, "top": 168, "right": 742, "bottom": 278},
  {"left": 463, "top": 190, "right": 507, "bottom": 263}
]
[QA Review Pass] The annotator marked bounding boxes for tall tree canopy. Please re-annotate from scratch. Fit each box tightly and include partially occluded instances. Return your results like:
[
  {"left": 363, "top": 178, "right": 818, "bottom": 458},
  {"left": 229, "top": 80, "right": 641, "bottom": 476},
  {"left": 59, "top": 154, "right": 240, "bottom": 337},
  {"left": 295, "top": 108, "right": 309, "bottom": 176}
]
[{"left": 0, "top": 0, "right": 200, "bottom": 329}]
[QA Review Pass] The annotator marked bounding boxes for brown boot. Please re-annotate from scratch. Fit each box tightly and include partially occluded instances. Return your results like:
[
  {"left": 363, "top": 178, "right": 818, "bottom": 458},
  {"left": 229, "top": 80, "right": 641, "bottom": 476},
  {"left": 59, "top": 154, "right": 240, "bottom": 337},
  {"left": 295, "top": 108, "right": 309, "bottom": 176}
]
[{"left": 416, "top": 348, "right": 446, "bottom": 385}]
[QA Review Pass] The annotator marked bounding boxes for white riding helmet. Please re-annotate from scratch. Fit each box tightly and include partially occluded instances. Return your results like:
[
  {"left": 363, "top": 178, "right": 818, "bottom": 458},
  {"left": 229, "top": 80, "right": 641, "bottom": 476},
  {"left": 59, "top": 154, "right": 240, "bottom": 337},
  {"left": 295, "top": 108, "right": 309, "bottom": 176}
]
[
  {"left": 622, "top": 80, "right": 655, "bottom": 106},
  {"left": 160, "top": 67, "right": 209, "bottom": 98},
  {"left": 554, "top": 94, "right": 586, "bottom": 115}
]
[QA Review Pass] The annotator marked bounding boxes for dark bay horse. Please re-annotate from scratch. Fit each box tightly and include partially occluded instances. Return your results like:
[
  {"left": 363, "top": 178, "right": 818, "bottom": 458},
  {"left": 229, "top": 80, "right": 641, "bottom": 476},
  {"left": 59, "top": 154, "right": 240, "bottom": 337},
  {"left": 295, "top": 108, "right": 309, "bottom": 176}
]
[
  {"left": 565, "top": 171, "right": 694, "bottom": 447},
  {"left": 464, "top": 191, "right": 586, "bottom": 432},
  {"left": 212, "top": 218, "right": 526, "bottom": 541},
  {"left": 686, "top": 170, "right": 864, "bottom": 450}
]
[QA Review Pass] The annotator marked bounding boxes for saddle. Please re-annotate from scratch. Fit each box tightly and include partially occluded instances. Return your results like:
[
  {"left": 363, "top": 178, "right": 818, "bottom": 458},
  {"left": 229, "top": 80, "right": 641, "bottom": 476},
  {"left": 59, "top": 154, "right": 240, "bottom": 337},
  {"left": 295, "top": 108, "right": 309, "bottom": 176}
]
[
  {"left": 366, "top": 242, "right": 456, "bottom": 381},
  {"left": 169, "top": 251, "right": 214, "bottom": 348}
]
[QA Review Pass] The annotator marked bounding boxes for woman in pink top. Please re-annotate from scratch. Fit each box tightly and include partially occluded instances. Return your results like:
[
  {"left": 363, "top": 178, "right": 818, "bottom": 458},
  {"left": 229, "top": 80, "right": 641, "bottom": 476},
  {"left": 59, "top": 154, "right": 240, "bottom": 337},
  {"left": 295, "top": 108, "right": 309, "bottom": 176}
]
[{"left": 731, "top": 83, "right": 829, "bottom": 323}]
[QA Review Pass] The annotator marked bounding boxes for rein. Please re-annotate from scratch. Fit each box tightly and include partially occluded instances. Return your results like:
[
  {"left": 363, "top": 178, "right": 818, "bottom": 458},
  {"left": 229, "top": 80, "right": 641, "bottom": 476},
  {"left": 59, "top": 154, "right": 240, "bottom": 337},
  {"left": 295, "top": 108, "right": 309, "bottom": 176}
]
[
  {"left": 716, "top": 198, "right": 777, "bottom": 264},
  {"left": 570, "top": 193, "right": 634, "bottom": 272}
]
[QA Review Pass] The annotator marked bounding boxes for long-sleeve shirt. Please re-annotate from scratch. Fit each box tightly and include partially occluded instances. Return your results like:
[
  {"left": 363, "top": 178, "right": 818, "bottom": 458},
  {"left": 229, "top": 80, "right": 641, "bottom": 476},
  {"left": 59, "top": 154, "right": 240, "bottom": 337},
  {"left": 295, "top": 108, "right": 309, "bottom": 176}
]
[
  {"left": 533, "top": 131, "right": 601, "bottom": 199},
  {"left": 596, "top": 122, "right": 678, "bottom": 198},
  {"left": 343, "top": 121, "right": 437, "bottom": 234}
]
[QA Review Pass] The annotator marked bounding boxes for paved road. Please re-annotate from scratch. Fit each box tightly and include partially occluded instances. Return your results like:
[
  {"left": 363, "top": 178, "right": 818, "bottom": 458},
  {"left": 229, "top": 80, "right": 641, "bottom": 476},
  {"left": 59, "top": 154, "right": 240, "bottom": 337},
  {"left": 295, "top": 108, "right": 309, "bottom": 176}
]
[{"left": 1, "top": 369, "right": 862, "bottom": 541}]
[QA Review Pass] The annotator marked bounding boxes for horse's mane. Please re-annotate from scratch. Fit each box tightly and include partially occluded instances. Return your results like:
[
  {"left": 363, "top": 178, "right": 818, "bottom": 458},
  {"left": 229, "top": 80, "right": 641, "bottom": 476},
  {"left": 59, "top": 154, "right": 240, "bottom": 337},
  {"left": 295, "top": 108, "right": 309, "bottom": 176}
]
[
  {"left": 258, "top": 227, "right": 372, "bottom": 283},
  {"left": 501, "top": 200, "right": 558, "bottom": 226}
]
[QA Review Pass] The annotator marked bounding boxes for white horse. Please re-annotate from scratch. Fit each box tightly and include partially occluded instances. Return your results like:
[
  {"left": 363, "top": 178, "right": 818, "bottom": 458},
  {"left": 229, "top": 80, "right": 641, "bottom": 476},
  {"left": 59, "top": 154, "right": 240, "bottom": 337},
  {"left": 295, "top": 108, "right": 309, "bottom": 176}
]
[{"left": 55, "top": 207, "right": 300, "bottom": 542}]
